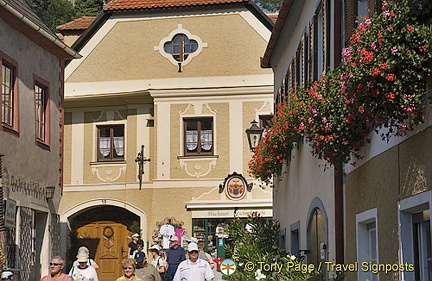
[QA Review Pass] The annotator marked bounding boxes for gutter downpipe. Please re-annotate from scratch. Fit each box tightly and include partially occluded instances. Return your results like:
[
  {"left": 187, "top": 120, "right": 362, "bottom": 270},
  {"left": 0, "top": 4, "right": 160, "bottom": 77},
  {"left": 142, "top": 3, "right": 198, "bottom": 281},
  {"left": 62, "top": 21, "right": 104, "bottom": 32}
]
[
  {"left": 333, "top": 0, "right": 344, "bottom": 265},
  {"left": 0, "top": 0, "right": 81, "bottom": 59}
]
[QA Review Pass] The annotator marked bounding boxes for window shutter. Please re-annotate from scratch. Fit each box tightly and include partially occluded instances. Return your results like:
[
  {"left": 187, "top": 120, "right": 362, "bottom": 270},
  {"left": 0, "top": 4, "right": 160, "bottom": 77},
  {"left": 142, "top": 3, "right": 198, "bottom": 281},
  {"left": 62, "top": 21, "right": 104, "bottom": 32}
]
[
  {"left": 368, "top": 0, "right": 379, "bottom": 16},
  {"left": 310, "top": 16, "right": 317, "bottom": 81},
  {"left": 323, "top": 0, "right": 330, "bottom": 70},
  {"left": 303, "top": 32, "right": 308, "bottom": 85},
  {"left": 344, "top": 0, "right": 356, "bottom": 46}
]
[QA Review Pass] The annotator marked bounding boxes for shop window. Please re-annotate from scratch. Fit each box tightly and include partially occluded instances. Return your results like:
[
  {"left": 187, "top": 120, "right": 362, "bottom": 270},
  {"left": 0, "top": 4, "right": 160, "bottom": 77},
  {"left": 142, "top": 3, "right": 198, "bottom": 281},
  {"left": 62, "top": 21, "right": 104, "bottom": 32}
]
[
  {"left": 356, "top": 208, "right": 378, "bottom": 281},
  {"left": 97, "top": 125, "right": 124, "bottom": 161},
  {"left": 399, "top": 191, "right": 432, "bottom": 281},
  {"left": 34, "top": 79, "right": 50, "bottom": 146},
  {"left": 184, "top": 118, "right": 213, "bottom": 156}
]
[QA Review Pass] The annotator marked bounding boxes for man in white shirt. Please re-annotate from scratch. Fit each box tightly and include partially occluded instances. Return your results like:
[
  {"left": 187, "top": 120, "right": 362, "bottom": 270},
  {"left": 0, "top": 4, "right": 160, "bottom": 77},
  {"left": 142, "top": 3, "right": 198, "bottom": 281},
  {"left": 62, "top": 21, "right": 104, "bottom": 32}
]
[{"left": 173, "top": 243, "right": 214, "bottom": 281}]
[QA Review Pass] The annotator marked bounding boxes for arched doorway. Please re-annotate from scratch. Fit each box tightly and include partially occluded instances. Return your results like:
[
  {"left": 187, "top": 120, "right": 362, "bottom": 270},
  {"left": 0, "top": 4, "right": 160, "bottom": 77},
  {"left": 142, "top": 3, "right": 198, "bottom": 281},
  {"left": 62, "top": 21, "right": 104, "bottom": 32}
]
[
  {"left": 307, "top": 198, "right": 328, "bottom": 280},
  {"left": 308, "top": 208, "right": 326, "bottom": 265},
  {"left": 68, "top": 206, "right": 141, "bottom": 281}
]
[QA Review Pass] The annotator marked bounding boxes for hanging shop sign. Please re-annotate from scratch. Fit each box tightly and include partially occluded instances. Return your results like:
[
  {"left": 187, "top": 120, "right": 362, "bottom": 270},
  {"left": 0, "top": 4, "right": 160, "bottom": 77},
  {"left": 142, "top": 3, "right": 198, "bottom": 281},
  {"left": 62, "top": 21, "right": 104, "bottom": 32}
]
[{"left": 5, "top": 199, "right": 17, "bottom": 228}]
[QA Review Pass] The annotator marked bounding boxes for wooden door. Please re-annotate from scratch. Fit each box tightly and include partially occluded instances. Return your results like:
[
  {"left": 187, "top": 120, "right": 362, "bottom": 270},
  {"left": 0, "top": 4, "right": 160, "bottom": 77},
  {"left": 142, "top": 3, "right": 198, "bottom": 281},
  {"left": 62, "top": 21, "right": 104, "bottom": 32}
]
[{"left": 77, "top": 221, "right": 131, "bottom": 281}]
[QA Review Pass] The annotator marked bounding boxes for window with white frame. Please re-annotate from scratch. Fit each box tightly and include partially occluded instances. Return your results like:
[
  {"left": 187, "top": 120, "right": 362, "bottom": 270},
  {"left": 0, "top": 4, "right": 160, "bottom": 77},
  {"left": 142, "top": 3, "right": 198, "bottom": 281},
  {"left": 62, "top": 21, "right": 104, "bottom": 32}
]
[
  {"left": 413, "top": 210, "right": 432, "bottom": 281},
  {"left": 356, "top": 208, "right": 379, "bottom": 281},
  {"left": 399, "top": 191, "right": 432, "bottom": 281},
  {"left": 97, "top": 125, "right": 124, "bottom": 161},
  {"left": 184, "top": 118, "right": 213, "bottom": 156}
]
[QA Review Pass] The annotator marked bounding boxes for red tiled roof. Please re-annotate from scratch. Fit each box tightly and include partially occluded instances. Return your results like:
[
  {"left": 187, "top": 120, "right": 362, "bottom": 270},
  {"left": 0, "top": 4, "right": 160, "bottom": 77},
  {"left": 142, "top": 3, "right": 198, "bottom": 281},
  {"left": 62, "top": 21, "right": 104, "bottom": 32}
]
[
  {"left": 57, "top": 16, "right": 97, "bottom": 31},
  {"left": 266, "top": 12, "right": 278, "bottom": 23},
  {"left": 104, "top": 0, "right": 249, "bottom": 11}
]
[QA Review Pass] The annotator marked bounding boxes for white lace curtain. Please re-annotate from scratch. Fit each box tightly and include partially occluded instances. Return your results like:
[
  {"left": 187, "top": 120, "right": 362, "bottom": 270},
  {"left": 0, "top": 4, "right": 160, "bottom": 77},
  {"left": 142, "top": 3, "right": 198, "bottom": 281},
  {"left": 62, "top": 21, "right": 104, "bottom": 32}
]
[
  {"left": 100, "top": 137, "right": 124, "bottom": 157},
  {"left": 201, "top": 130, "right": 212, "bottom": 150},
  {"left": 186, "top": 130, "right": 212, "bottom": 151}
]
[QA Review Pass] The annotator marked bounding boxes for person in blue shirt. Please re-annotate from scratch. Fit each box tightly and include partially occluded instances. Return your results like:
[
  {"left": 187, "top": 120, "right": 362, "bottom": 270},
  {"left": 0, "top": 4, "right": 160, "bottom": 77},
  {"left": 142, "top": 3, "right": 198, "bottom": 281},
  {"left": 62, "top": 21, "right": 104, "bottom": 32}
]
[
  {"left": 134, "top": 244, "right": 146, "bottom": 269},
  {"left": 166, "top": 236, "right": 185, "bottom": 280}
]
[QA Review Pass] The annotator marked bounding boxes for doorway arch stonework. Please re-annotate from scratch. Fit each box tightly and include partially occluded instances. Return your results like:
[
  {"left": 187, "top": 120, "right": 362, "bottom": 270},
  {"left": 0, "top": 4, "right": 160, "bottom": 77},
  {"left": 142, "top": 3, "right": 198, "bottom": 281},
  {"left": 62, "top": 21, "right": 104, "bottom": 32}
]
[{"left": 60, "top": 198, "right": 148, "bottom": 265}]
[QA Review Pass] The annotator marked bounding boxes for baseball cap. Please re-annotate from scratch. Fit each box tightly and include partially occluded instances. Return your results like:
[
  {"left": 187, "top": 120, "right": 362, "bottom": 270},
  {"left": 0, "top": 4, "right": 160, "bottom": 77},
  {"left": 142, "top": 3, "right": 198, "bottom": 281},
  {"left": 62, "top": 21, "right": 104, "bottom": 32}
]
[
  {"left": 149, "top": 245, "right": 160, "bottom": 251},
  {"left": 170, "top": 236, "right": 178, "bottom": 242},
  {"left": 134, "top": 252, "right": 146, "bottom": 263},
  {"left": 187, "top": 237, "right": 198, "bottom": 244},
  {"left": 188, "top": 243, "right": 199, "bottom": 252},
  {"left": 132, "top": 233, "right": 139, "bottom": 238}
]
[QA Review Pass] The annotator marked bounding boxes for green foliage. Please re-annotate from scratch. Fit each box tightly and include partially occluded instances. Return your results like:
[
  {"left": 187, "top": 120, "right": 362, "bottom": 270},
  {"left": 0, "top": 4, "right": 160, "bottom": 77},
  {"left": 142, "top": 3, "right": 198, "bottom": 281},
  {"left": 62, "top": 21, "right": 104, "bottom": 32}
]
[
  {"left": 25, "top": 0, "right": 76, "bottom": 31},
  {"left": 253, "top": 0, "right": 282, "bottom": 12},
  {"left": 129, "top": 221, "right": 142, "bottom": 237},
  {"left": 74, "top": 0, "right": 104, "bottom": 17},
  {"left": 249, "top": 0, "right": 432, "bottom": 182},
  {"left": 224, "top": 215, "right": 315, "bottom": 280}
]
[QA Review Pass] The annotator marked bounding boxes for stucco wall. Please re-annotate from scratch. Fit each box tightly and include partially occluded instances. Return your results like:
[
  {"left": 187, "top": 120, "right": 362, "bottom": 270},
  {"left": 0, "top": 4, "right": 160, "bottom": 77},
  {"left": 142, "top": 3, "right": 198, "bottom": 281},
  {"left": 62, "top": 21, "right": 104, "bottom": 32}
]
[
  {"left": 273, "top": 143, "right": 335, "bottom": 261},
  {"left": 66, "top": 13, "right": 271, "bottom": 83},
  {"left": 0, "top": 16, "right": 63, "bottom": 208},
  {"left": 345, "top": 126, "right": 432, "bottom": 281}
]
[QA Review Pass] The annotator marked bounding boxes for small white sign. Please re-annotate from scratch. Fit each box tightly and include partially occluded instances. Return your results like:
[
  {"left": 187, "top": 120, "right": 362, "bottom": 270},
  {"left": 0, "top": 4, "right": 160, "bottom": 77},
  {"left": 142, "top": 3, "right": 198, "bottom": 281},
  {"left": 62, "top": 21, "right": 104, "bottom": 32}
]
[{"left": 5, "top": 199, "right": 16, "bottom": 228}]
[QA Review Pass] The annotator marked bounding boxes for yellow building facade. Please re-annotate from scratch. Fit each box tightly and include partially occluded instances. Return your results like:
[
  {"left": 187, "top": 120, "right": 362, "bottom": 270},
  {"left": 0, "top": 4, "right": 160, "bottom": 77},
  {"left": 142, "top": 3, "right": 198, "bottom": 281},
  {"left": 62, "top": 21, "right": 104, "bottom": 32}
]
[{"left": 60, "top": 1, "right": 274, "bottom": 278}]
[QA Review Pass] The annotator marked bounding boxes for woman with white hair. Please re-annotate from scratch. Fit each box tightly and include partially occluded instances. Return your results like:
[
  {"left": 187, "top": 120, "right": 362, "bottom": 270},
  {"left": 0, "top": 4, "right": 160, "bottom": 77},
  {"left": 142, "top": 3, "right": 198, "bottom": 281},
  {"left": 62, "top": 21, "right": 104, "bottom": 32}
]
[
  {"left": 41, "top": 256, "right": 72, "bottom": 281},
  {"left": 72, "top": 246, "right": 99, "bottom": 269}
]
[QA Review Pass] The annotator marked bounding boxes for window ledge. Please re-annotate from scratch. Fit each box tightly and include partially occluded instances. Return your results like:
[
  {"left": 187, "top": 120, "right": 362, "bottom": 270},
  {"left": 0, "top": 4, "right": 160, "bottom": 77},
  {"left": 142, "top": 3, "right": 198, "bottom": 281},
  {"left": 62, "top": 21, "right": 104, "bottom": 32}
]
[
  {"left": 36, "top": 140, "right": 50, "bottom": 151},
  {"left": 177, "top": 155, "right": 219, "bottom": 160},
  {"left": 1, "top": 124, "right": 19, "bottom": 137},
  {"left": 90, "top": 161, "right": 127, "bottom": 166}
]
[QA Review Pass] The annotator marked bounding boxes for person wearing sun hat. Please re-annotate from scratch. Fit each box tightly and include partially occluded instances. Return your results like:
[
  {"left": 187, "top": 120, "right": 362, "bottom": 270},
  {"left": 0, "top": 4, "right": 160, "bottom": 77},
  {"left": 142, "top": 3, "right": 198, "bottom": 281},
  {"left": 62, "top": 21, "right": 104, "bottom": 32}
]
[
  {"left": 72, "top": 246, "right": 99, "bottom": 269},
  {"left": 166, "top": 236, "right": 185, "bottom": 280},
  {"left": 173, "top": 243, "right": 214, "bottom": 281},
  {"left": 69, "top": 252, "right": 99, "bottom": 281},
  {"left": 149, "top": 245, "right": 168, "bottom": 280}
]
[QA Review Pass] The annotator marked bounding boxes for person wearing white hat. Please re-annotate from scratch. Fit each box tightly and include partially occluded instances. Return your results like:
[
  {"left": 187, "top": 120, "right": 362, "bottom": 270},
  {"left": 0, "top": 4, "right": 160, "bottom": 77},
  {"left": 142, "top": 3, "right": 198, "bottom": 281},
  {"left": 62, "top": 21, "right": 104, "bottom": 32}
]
[
  {"left": 149, "top": 245, "right": 168, "bottom": 280},
  {"left": 173, "top": 243, "right": 214, "bottom": 281},
  {"left": 128, "top": 233, "right": 141, "bottom": 258},
  {"left": 0, "top": 271, "right": 14, "bottom": 280},
  {"left": 166, "top": 236, "right": 185, "bottom": 280}
]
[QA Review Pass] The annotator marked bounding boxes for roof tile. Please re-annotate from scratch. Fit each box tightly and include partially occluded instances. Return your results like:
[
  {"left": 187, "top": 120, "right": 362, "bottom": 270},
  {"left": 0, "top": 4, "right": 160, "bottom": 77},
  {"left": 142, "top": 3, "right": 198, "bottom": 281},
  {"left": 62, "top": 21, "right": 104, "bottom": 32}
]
[
  {"left": 266, "top": 12, "right": 278, "bottom": 23},
  {"left": 57, "top": 16, "right": 97, "bottom": 31},
  {"left": 104, "top": 0, "right": 249, "bottom": 11}
]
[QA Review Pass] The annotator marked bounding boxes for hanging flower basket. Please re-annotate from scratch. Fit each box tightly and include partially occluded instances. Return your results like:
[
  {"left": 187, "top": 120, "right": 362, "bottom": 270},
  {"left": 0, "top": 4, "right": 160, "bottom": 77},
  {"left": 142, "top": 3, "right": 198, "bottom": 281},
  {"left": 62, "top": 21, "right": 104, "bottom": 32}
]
[{"left": 249, "top": 0, "right": 432, "bottom": 183}]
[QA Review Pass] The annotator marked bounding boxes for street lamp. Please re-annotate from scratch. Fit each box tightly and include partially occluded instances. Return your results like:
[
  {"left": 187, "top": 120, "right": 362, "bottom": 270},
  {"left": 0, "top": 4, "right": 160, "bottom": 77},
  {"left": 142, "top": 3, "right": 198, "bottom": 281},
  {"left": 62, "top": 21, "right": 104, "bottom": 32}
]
[{"left": 245, "top": 120, "right": 264, "bottom": 152}]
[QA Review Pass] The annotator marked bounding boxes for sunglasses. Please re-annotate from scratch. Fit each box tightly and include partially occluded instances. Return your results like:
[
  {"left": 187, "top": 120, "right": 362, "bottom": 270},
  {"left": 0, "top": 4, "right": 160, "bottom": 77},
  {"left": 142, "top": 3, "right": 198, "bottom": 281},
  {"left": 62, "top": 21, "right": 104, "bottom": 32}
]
[
  {"left": 123, "top": 267, "right": 134, "bottom": 270},
  {"left": 50, "top": 263, "right": 62, "bottom": 266}
]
